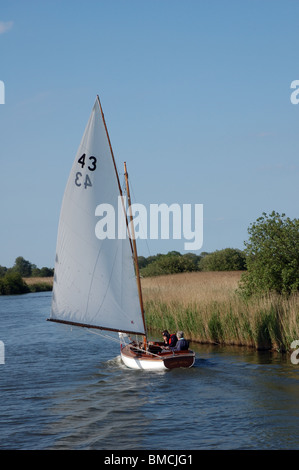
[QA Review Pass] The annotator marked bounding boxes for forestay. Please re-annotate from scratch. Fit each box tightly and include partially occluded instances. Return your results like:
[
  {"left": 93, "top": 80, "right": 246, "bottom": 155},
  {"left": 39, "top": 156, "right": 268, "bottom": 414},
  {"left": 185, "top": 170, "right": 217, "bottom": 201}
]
[{"left": 50, "top": 98, "right": 145, "bottom": 336}]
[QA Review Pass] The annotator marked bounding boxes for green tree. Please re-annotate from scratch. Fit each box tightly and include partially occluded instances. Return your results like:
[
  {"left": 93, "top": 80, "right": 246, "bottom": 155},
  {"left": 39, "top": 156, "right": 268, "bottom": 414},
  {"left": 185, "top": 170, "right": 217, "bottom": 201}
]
[
  {"left": 140, "top": 251, "right": 198, "bottom": 277},
  {"left": 31, "top": 267, "right": 41, "bottom": 277},
  {"left": 199, "top": 248, "right": 246, "bottom": 271},
  {"left": 137, "top": 256, "right": 148, "bottom": 269},
  {"left": 39, "top": 267, "right": 54, "bottom": 277},
  {"left": 182, "top": 252, "right": 202, "bottom": 270},
  {"left": 239, "top": 211, "right": 299, "bottom": 296},
  {"left": 0, "top": 272, "right": 30, "bottom": 295},
  {"left": 0, "top": 265, "right": 8, "bottom": 277},
  {"left": 12, "top": 256, "right": 33, "bottom": 277}
]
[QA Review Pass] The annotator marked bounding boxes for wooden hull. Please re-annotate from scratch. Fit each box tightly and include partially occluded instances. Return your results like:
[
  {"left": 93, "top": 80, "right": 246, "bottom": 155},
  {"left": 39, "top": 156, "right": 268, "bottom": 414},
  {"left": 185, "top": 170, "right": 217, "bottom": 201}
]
[{"left": 120, "top": 343, "right": 195, "bottom": 371}]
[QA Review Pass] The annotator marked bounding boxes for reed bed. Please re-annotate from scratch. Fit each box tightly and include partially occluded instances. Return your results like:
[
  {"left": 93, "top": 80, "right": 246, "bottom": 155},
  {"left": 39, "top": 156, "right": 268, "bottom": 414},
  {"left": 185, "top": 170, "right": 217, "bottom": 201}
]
[
  {"left": 23, "top": 277, "right": 53, "bottom": 292},
  {"left": 141, "top": 272, "right": 299, "bottom": 352}
]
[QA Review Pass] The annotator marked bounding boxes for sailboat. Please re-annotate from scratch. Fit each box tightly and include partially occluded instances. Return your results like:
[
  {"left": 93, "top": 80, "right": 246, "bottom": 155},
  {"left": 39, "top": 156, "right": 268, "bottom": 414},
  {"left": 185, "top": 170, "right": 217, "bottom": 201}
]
[{"left": 48, "top": 96, "right": 195, "bottom": 371}]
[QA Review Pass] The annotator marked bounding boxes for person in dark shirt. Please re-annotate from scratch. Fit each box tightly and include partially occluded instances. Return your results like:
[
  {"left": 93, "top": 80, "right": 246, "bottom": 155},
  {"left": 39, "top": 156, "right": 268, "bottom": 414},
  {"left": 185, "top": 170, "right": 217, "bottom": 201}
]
[
  {"left": 171, "top": 331, "right": 189, "bottom": 351},
  {"left": 162, "top": 330, "right": 178, "bottom": 348}
]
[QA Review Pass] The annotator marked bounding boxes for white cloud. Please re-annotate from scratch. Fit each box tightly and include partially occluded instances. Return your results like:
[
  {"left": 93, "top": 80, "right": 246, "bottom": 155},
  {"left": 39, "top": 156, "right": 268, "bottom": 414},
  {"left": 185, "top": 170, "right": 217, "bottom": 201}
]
[{"left": 0, "top": 21, "right": 13, "bottom": 34}]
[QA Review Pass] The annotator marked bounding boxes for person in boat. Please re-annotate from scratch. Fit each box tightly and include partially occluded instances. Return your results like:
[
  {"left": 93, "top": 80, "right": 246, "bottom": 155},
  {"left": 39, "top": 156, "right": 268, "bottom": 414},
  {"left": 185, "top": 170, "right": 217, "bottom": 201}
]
[
  {"left": 162, "top": 330, "right": 178, "bottom": 348},
  {"left": 170, "top": 331, "right": 189, "bottom": 351}
]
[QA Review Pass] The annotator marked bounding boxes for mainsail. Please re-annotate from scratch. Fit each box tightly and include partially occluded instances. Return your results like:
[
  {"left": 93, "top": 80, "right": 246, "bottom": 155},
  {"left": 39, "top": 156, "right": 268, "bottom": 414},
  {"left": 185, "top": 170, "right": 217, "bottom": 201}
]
[{"left": 49, "top": 97, "right": 146, "bottom": 336}]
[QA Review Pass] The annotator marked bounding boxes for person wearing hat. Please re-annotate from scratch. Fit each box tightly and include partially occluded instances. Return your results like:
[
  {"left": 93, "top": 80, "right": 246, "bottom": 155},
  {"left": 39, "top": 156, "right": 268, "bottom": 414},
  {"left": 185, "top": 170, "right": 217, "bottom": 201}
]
[
  {"left": 170, "top": 331, "right": 189, "bottom": 351},
  {"left": 162, "top": 330, "right": 178, "bottom": 348}
]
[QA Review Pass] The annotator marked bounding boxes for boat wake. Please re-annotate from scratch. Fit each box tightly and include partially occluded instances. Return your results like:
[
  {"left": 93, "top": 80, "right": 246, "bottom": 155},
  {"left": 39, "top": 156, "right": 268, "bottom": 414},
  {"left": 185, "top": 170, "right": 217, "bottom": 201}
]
[{"left": 104, "top": 355, "right": 127, "bottom": 369}]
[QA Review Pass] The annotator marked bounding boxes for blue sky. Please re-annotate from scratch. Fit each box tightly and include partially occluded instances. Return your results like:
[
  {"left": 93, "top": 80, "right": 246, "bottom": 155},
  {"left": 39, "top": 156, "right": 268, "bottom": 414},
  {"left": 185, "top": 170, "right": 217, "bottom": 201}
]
[{"left": 1, "top": 0, "right": 299, "bottom": 269}]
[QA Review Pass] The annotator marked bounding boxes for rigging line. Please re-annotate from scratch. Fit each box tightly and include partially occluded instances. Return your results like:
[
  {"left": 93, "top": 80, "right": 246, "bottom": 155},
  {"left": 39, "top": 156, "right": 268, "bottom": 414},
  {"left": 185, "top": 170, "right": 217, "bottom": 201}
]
[
  {"left": 126, "top": 172, "right": 152, "bottom": 258},
  {"left": 87, "top": 329, "right": 166, "bottom": 358},
  {"left": 87, "top": 329, "right": 121, "bottom": 344},
  {"left": 124, "top": 163, "right": 147, "bottom": 340},
  {"left": 125, "top": 344, "right": 168, "bottom": 359},
  {"left": 88, "top": 326, "right": 164, "bottom": 358}
]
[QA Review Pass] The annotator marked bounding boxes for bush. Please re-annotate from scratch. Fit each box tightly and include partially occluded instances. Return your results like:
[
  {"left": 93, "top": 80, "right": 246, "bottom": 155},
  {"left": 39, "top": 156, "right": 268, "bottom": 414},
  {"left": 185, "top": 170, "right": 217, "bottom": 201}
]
[
  {"left": 140, "top": 252, "right": 198, "bottom": 277},
  {"left": 199, "top": 248, "right": 246, "bottom": 271},
  {"left": 0, "top": 272, "right": 30, "bottom": 295},
  {"left": 12, "top": 256, "right": 32, "bottom": 277},
  {"left": 239, "top": 211, "right": 299, "bottom": 297}
]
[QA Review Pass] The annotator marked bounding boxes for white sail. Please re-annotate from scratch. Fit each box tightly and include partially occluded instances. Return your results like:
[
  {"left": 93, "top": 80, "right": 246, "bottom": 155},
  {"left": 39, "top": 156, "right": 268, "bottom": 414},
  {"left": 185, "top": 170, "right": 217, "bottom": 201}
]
[{"left": 50, "top": 98, "right": 146, "bottom": 335}]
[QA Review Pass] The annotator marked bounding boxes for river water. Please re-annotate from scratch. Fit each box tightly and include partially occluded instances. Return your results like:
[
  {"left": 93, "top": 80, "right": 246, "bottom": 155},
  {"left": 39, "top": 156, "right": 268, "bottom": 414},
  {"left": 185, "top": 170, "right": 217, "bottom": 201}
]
[{"left": 0, "top": 291, "right": 298, "bottom": 451}]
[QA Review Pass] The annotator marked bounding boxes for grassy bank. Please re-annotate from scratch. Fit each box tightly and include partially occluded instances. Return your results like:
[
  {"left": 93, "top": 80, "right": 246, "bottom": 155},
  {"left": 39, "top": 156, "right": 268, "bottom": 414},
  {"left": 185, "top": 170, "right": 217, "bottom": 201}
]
[
  {"left": 19, "top": 272, "right": 299, "bottom": 352},
  {"left": 23, "top": 277, "right": 53, "bottom": 293},
  {"left": 0, "top": 273, "right": 53, "bottom": 295},
  {"left": 141, "top": 271, "right": 299, "bottom": 352}
]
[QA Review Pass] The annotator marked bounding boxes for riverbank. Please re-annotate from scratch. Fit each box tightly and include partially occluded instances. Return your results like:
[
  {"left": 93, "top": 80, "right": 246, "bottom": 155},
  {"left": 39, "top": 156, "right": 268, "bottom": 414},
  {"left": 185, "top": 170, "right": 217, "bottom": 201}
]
[
  {"left": 20, "top": 272, "right": 299, "bottom": 352},
  {"left": 141, "top": 271, "right": 299, "bottom": 352},
  {"left": 23, "top": 276, "right": 53, "bottom": 292}
]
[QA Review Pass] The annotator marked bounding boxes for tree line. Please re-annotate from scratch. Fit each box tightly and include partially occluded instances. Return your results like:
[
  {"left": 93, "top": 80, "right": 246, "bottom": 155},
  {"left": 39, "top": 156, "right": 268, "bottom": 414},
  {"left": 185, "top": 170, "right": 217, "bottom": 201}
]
[
  {"left": 138, "top": 248, "right": 246, "bottom": 277},
  {"left": 1, "top": 211, "right": 299, "bottom": 297},
  {"left": 0, "top": 257, "right": 54, "bottom": 295},
  {"left": 139, "top": 211, "right": 299, "bottom": 297},
  {"left": 0, "top": 256, "right": 54, "bottom": 278}
]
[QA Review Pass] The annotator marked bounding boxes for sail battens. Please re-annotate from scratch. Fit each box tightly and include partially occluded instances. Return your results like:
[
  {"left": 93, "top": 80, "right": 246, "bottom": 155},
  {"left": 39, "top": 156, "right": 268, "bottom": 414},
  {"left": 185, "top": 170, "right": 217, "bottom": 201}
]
[{"left": 47, "top": 318, "right": 146, "bottom": 337}]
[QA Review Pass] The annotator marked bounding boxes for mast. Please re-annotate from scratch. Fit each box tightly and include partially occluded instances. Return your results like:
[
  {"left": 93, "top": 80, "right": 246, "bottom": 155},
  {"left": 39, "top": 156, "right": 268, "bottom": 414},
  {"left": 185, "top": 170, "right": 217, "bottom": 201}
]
[
  {"left": 124, "top": 162, "right": 147, "bottom": 341},
  {"left": 97, "top": 95, "right": 146, "bottom": 339}
]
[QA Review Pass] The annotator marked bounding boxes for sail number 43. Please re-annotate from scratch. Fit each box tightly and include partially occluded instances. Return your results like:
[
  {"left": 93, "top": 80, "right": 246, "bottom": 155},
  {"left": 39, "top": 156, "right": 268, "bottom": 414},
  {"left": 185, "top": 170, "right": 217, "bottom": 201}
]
[{"left": 75, "top": 153, "right": 97, "bottom": 189}]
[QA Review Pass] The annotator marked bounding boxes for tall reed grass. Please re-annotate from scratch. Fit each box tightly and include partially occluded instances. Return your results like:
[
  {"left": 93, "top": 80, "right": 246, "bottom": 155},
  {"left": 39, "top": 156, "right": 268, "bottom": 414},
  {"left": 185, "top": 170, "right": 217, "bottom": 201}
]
[
  {"left": 141, "top": 272, "right": 299, "bottom": 352},
  {"left": 23, "top": 277, "right": 53, "bottom": 293}
]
